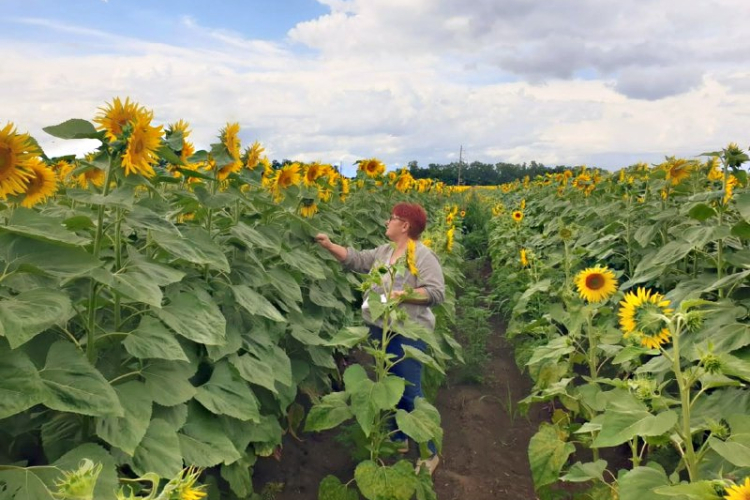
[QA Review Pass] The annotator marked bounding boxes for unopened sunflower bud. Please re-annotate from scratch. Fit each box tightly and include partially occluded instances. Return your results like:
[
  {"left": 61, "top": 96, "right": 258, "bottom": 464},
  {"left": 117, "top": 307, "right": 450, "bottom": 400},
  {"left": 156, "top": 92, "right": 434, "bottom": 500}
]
[
  {"left": 54, "top": 459, "right": 102, "bottom": 500},
  {"left": 701, "top": 353, "right": 723, "bottom": 374},
  {"left": 707, "top": 418, "right": 729, "bottom": 440},
  {"left": 685, "top": 311, "right": 704, "bottom": 332}
]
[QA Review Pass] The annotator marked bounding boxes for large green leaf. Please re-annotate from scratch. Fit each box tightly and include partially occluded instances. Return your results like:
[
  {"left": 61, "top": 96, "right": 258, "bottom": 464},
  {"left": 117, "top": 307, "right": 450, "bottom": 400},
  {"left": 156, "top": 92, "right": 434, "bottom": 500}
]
[
  {"left": 229, "top": 222, "right": 280, "bottom": 252},
  {"left": 354, "top": 460, "right": 416, "bottom": 500},
  {"left": 280, "top": 247, "right": 327, "bottom": 279},
  {"left": 124, "top": 205, "right": 180, "bottom": 234},
  {"left": 39, "top": 341, "right": 123, "bottom": 417},
  {"left": 91, "top": 268, "right": 165, "bottom": 308},
  {"left": 0, "top": 468, "right": 55, "bottom": 500},
  {"left": 229, "top": 353, "right": 278, "bottom": 394},
  {"left": 194, "top": 360, "right": 261, "bottom": 422},
  {"left": 231, "top": 285, "right": 285, "bottom": 322},
  {"left": 178, "top": 403, "right": 242, "bottom": 467},
  {"left": 54, "top": 443, "right": 119, "bottom": 500},
  {"left": 244, "top": 341, "right": 292, "bottom": 387},
  {"left": 142, "top": 359, "right": 197, "bottom": 406},
  {"left": 43, "top": 118, "right": 103, "bottom": 140},
  {"left": 0, "top": 346, "right": 45, "bottom": 419},
  {"left": 304, "top": 391, "right": 353, "bottom": 432},
  {"left": 592, "top": 409, "right": 677, "bottom": 448},
  {"left": 267, "top": 267, "right": 303, "bottom": 304},
  {"left": 123, "top": 315, "right": 189, "bottom": 361},
  {"left": 0, "top": 288, "right": 73, "bottom": 349},
  {"left": 318, "top": 475, "right": 360, "bottom": 500},
  {"left": 344, "top": 365, "right": 404, "bottom": 437},
  {"left": 151, "top": 227, "right": 229, "bottom": 272},
  {"left": 65, "top": 187, "right": 135, "bottom": 209},
  {"left": 617, "top": 466, "right": 670, "bottom": 500},
  {"left": 707, "top": 434, "right": 750, "bottom": 467},
  {"left": 653, "top": 481, "right": 722, "bottom": 499},
  {"left": 156, "top": 287, "right": 226, "bottom": 345},
  {"left": 221, "top": 455, "right": 256, "bottom": 499},
  {"left": 560, "top": 460, "right": 607, "bottom": 483},
  {"left": 41, "top": 413, "right": 85, "bottom": 463},
  {"left": 0, "top": 233, "right": 101, "bottom": 278},
  {"left": 395, "top": 397, "right": 442, "bottom": 448},
  {"left": 528, "top": 423, "right": 576, "bottom": 490},
  {"left": 324, "top": 326, "right": 370, "bottom": 348},
  {"left": 95, "top": 381, "right": 153, "bottom": 456},
  {"left": 132, "top": 418, "right": 183, "bottom": 478},
  {"left": 1, "top": 208, "right": 90, "bottom": 245}
]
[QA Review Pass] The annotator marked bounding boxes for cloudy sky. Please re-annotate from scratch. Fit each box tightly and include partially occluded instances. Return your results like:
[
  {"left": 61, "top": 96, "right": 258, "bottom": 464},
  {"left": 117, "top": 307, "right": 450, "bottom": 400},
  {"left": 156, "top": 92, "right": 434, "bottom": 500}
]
[{"left": 3, "top": 0, "right": 749, "bottom": 175}]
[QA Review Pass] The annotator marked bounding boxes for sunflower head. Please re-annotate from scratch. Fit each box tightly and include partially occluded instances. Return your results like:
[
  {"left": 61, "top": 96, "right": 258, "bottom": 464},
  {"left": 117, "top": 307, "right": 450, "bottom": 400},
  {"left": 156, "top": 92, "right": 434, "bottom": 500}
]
[
  {"left": 221, "top": 122, "right": 241, "bottom": 160},
  {"left": 723, "top": 476, "right": 750, "bottom": 500},
  {"left": 406, "top": 238, "right": 419, "bottom": 276},
  {"left": 0, "top": 122, "right": 38, "bottom": 198},
  {"left": 94, "top": 97, "right": 148, "bottom": 142},
  {"left": 20, "top": 158, "right": 58, "bottom": 207},
  {"left": 574, "top": 266, "right": 617, "bottom": 303},
  {"left": 618, "top": 287, "right": 674, "bottom": 350},
  {"left": 445, "top": 226, "right": 455, "bottom": 253},
  {"left": 121, "top": 113, "right": 163, "bottom": 178},
  {"left": 299, "top": 199, "right": 318, "bottom": 218},
  {"left": 303, "top": 162, "right": 325, "bottom": 187},
  {"left": 663, "top": 158, "right": 694, "bottom": 186},
  {"left": 358, "top": 158, "right": 385, "bottom": 178},
  {"left": 512, "top": 210, "right": 523, "bottom": 223},
  {"left": 520, "top": 248, "right": 529, "bottom": 267}
]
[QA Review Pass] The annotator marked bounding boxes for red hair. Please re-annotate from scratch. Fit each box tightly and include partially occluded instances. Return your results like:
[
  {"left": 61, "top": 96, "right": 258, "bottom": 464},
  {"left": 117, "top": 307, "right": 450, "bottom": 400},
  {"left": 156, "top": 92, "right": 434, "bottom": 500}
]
[{"left": 392, "top": 202, "right": 427, "bottom": 239}]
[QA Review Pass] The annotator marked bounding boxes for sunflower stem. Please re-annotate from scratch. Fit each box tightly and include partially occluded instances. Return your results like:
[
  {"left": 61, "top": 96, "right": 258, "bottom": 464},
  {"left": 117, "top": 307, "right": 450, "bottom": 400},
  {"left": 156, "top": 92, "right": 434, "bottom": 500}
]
[
  {"left": 86, "top": 155, "right": 116, "bottom": 363},
  {"left": 671, "top": 317, "right": 697, "bottom": 481}
]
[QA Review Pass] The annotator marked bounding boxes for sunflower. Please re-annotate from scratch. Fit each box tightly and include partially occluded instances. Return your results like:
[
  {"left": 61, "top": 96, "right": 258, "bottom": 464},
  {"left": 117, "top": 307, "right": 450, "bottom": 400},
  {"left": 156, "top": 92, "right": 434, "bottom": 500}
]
[
  {"left": 422, "top": 238, "right": 432, "bottom": 248},
  {"left": 76, "top": 165, "right": 106, "bottom": 188},
  {"left": 512, "top": 210, "right": 523, "bottom": 223},
  {"left": 166, "top": 120, "right": 195, "bottom": 177},
  {"left": 725, "top": 175, "right": 740, "bottom": 205},
  {"left": 299, "top": 200, "right": 318, "bottom": 218},
  {"left": 520, "top": 248, "right": 529, "bottom": 267},
  {"left": 173, "top": 467, "right": 207, "bottom": 500},
  {"left": 121, "top": 113, "right": 163, "bottom": 178},
  {"left": 574, "top": 266, "right": 617, "bottom": 303},
  {"left": 221, "top": 122, "right": 241, "bottom": 159},
  {"left": 406, "top": 239, "right": 419, "bottom": 276},
  {"left": 0, "top": 122, "right": 37, "bottom": 198},
  {"left": 244, "top": 141, "right": 264, "bottom": 171},
  {"left": 618, "top": 287, "right": 673, "bottom": 350},
  {"left": 340, "top": 177, "right": 350, "bottom": 201},
  {"left": 664, "top": 158, "right": 693, "bottom": 186},
  {"left": 94, "top": 97, "right": 147, "bottom": 142},
  {"left": 358, "top": 158, "right": 385, "bottom": 178},
  {"left": 445, "top": 226, "right": 455, "bottom": 253},
  {"left": 271, "top": 163, "right": 301, "bottom": 200},
  {"left": 707, "top": 157, "right": 723, "bottom": 182},
  {"left": 318, "top": 187, "right": 332, "bottom": 202},
  {"left": 724, "top": 476, "right": 750, "bottom": 500},
  {"left": 460, "top": 210, "right": 466, "bottom": 217},
  {"left": 18, "top": 159, "right": 57, "bottom": 207},
  {"left": 395, "top": 172, "right": 413, "bottom": 193},
  {"left": 303, "top": 162, "right": 325, "bottom": 187},
  {"left": 520, "top": 199, "right": 526, "bottom": 210}
]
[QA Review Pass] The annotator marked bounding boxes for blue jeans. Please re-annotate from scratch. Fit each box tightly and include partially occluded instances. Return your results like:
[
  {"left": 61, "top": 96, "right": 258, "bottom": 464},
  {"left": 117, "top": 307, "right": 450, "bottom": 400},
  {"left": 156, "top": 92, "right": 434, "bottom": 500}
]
[{"left": 369, "top": 325, "right": 438, "bottom": 456}]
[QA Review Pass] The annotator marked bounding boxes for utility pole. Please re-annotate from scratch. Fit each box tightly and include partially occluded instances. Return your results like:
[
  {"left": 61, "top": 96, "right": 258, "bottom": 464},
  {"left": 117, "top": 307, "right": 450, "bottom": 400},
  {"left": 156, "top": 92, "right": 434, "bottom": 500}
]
[{"left": 458, "top": 145, "right": 463, "bottom": 186}]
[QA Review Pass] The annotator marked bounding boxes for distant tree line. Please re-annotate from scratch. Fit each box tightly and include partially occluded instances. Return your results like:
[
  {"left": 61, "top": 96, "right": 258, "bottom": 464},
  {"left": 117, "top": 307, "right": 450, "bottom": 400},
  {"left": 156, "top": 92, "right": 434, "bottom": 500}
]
[{"left": 407, "top": 160, "right": 570, "bottom": 186}]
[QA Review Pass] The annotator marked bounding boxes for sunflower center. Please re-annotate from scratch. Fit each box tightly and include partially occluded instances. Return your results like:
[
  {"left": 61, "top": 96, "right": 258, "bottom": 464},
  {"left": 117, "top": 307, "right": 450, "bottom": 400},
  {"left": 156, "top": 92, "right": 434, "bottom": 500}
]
[
  {"left": 25, "top": 171, "right": 43, "bottom": 194},
  {"left": 0, "top": 146, "right": 12, "bottom": 173},
  {"left": 133, "top": 137, "right": 145, "bottom": 155},
  {"left": 585, "top": 273, "right": 605, "bottom": 291}
]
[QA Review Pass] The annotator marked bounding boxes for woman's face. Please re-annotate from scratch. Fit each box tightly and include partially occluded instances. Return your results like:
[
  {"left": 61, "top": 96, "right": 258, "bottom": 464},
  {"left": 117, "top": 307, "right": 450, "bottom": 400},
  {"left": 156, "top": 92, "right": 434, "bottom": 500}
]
[{"left": 385, "top": 214, "right": 409, "bottom": 241}]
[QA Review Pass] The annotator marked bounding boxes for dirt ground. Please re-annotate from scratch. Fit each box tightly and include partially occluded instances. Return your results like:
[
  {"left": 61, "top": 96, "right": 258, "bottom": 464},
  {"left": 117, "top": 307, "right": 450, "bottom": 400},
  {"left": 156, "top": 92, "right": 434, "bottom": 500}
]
[{"left": 252, "top": 318, "right": 548, "bottom": 500}]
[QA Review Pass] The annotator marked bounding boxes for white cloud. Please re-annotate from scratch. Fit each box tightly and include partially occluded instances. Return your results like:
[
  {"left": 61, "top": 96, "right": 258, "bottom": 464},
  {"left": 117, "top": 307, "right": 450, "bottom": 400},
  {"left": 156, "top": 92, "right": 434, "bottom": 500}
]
[{"left": 1, "top": 1, "right": 749, "bottom": 172}]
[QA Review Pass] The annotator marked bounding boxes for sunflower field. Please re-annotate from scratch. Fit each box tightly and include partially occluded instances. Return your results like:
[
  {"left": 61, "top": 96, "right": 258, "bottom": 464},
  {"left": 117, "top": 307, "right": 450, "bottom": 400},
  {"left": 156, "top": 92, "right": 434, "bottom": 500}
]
[
  {"left": 488, "top": 149, "right": 750, "bottom": 499},
  {"left": 0, "top": 99, "right": 466, "bottom": 499}
]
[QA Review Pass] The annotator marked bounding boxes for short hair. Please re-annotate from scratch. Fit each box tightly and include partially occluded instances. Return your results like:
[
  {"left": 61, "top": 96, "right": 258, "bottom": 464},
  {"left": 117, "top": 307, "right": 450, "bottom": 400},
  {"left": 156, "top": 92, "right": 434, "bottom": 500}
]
[{"left": 392, "top": 202, "right": 427, "bottom": 239}]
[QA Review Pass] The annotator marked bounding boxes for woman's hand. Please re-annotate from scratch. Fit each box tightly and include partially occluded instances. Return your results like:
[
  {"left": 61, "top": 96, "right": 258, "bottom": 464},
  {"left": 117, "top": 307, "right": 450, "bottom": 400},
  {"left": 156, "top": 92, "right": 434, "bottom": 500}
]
[{"left": 315, "top": 233, "right": 332, "bottom": 249}]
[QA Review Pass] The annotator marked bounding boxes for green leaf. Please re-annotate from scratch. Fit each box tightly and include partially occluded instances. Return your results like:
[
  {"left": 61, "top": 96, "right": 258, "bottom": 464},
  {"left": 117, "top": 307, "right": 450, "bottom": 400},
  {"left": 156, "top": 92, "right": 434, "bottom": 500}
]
[
  {"left": 156, "top": 286, "right": 226, "bottom": 346},
  {"left": 91, "top": 268, "right": 165, "bottom": 308},
  {"left": 592, "top": 410, "right": 678, "bottom": 448},
  {"left": 151, "top": 227, "right": 229, "bottom": 272},
  {"left": 221, "top": 455, "right": 256, "bottom": 499},
  {"left": 324, "top": 326, "right": 370, "bottom": 348},
  {"left": 354, "top": 460, "right": 417, "bottom": 500},
  {"left": 124, "top": 205, "right": 181, "bottom": 234},
  {"left": 1, "top": 208, "right": 91, "bottom": 245},
  {"left": 95, "top": 381, "right": 153, "bottom": 456},
  {"left": 39, "top": 341, "right": 123, "bottom": 417},
  {"left": 318, "top": 475, "right": 360, "bottom": 500},
  {"left": 735, "top": 192, "right": 750, "bottom": 223},
  {"left": 687, "top": 203, "right": 716, "bottom": 221},
  {"left": 142, "top": 360, "right": 197, "bottom": 406},
  {"left": 653, "top": 481, "right": 723, "bottom": 499},
  {"left": 229, "top": 353, "right": 279, "bottom": 394},
  {"left": 0, "top": 346, "right": 45, "bottom": 419},
  {"left": 267, "top": 267, "right": 303, "bottom": 304},
  {"left": 229, "top": 222, "right": 280, "bottom": 252},
  {"left": 132, "top": 418, "right": 183, "bottom": 479},
  {"left": 123, "top": 315, "right": 189, "bottom": 361},
  {"left": 731, "top": 220, "right": 750, "bottom": 239},
  {"left": 231, "top": 285, "right": 286, "bottom": 322},
  {"left": 395, "top": 398, "right": 443, "bottom": 447},
  {"left": 561, "top": 460, "right": 607, "bottom": 483},
  {"left": 344, "top": 365, "right": 404, "bottom": 437},
  {"left": 707, "top": 434, "right": 750, "bottom": 467},
  {"left": 528, "top": 423, "right": 576, "bottom": 490},
  {"left": 304, "top": 391, "right": 353, "bottom": 432},
  {"left": 0, "top": 468, "right": 55, "bottom": 500},
  {"left": 65, "top": 187, "right": 135, "bottom": 209},
  {"left": 178, "top": 402, "right": 242, "bottom": 467},
  {"left": 43, "top": 118, "right": 103, "bottom": 140},
  {"left": 54, "top": 443, "right": 119, "bottom": 500},
  {"left": 194, "top": 360, "right": 261, "bottom": 422},
  {"left": 0, "top": 289, "right": 73, "bottom": 349},
  {"left": 617, "top": 465, "right": 670, "bottom": 500},
  {"left": 157, "top": 143, "right": 183, "bottom": 165},
  {"left": 0, "top": 233, "right": 101, "bottom": 278},
  {"left": 280, "top": 247, "right": 327, "bottom": 279},
  {"left": 41, "top": 413, "right": 85, "bottom": 462}
]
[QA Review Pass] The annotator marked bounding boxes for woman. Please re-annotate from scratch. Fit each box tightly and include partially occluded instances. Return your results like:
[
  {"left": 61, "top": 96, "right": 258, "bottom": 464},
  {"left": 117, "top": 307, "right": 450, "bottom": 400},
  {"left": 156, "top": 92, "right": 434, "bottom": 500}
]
[{"left": 315, "top": 202, "right": 444, "bottom": 475}]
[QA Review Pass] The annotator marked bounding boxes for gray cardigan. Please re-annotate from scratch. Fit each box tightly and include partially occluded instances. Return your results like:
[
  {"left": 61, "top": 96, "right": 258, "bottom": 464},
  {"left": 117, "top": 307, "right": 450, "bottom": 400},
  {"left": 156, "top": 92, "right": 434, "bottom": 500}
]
[{"left": 342, "top": 241, "right": 445, "bottom": 331}]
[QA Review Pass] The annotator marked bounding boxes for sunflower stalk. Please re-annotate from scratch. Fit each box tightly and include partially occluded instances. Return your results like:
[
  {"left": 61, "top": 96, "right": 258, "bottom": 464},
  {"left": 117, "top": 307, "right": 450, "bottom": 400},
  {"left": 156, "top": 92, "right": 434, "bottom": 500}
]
[{"left": 669, "top": 316, "right": 697, "bottom": 481}]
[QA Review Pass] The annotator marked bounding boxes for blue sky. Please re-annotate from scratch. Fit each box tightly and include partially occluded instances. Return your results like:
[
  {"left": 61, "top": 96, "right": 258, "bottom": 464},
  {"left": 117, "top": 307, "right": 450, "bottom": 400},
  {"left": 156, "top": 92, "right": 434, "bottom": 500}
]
[{"left": 3, "top": 0, "right": 750, "bottom": 174}]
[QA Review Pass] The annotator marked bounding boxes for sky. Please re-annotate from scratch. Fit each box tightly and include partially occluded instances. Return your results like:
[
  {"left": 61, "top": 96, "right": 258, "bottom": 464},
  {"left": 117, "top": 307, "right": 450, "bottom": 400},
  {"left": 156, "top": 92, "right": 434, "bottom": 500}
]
[{"left": 3, "top": 0, "right": 750, "bottom": 175}]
